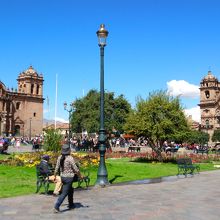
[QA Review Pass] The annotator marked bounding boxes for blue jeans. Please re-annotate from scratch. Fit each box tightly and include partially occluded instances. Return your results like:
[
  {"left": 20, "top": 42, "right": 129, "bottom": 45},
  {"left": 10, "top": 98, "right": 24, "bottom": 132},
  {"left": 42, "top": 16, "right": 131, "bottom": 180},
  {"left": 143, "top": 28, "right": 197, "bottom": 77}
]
[{"left": 54, "top": 177, "right": 74, "bottom": 209}]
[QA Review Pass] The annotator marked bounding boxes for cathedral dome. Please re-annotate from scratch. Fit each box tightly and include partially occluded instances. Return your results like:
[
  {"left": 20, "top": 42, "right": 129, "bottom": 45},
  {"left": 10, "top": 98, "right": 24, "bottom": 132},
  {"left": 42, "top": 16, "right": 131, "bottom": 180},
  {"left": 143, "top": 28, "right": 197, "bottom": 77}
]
[
  {"left": 23, "top": 65, "right": 38, "bottom": 76},
  {"left": 18, "top": 65, "right": 42, "bottom": 78},
  {"left": 203, "top": 70, "right": 217, "bottom": 81}
]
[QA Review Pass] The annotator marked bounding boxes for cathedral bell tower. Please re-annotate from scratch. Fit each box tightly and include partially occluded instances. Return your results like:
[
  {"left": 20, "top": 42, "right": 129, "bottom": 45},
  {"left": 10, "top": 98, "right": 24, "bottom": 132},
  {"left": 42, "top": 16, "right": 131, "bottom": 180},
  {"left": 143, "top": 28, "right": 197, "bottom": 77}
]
[
  {"left": 0, "top": 66, "right": 44, "bottom": 137},
  {"left": 199, "top": 70, "right": 220, "bottom": 144},
  {"left": 15, "top": 66, "right": 44, "bottom": 138},
  {"left": 17, "top": 65, "right": 43, "bottom": 97}
]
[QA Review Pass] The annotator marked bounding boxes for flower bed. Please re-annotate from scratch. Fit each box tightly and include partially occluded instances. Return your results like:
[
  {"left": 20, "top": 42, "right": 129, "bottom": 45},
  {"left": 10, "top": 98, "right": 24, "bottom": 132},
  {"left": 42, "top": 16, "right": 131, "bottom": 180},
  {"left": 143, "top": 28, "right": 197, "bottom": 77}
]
[
  {"left": 0, "top": 152, "right": 99, "bottom": 168},
  {"left": 1, "top": 150, "right": 220, "bottom": 168},
  {"left": 105, "top": 151, "right": 220, "bottom": 163}
]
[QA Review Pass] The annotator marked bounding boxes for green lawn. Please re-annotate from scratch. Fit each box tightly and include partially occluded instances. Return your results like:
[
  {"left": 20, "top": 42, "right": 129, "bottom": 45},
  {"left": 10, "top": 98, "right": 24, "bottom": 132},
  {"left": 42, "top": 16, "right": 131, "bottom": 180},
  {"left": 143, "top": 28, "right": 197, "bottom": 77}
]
[
  {"left": 0, "top": 154, "right": 11, "bottom": 160},
  {"left": 0, "top": 165, "right": 36, "bottom": 198},
  {"left": 0, "top": 157, "right": 218, "bottom": 198}
]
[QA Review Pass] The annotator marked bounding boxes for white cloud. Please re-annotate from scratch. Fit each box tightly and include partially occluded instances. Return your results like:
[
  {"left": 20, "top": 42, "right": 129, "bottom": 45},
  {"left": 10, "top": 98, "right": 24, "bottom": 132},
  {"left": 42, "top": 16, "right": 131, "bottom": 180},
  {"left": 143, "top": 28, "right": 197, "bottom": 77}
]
[
  {"left": 184, "top": 106, "right": 201, "bottom": 123},
  {"left": 167, "top": 80, "right": 200, "bottom": 98},
  {"left": 55, "top": 117, "right": 68, "bottom": 123},
  {"left": 43, "top": 109, "right": 49, "bottom": 114}
]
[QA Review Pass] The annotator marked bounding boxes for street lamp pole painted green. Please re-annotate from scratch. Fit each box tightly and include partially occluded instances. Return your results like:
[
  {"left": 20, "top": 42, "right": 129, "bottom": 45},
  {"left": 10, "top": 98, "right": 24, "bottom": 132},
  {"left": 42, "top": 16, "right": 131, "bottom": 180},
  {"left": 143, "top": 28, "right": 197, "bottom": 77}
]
[
  {"left": 63, "top": 101, "right": 74, "bottom": 148},
  {"left": 96, "top": 24, "right": 109, "bottom": 186}
]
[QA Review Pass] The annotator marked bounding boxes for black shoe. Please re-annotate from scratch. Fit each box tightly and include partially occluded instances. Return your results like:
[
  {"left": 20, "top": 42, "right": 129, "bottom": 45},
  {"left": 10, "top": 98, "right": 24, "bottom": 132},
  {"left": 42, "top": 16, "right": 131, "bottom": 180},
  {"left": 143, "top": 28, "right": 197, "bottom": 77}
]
[{"left": 68, "top": 204, "right": 76, "bottom": 209}]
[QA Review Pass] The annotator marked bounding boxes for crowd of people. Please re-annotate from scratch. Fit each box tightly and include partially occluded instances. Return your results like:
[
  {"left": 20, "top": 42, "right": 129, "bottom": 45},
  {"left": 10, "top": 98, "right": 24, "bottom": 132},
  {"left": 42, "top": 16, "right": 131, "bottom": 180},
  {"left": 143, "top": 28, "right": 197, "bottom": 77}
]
[
  {"left": 66, "top": 135, "right": 149, "bottom": 152},
  {"left": 1, "top": 132, "right": 216, "bottom": 155},
  {"left": 0, "top": 135, "right": 44, "bottom": 153}
]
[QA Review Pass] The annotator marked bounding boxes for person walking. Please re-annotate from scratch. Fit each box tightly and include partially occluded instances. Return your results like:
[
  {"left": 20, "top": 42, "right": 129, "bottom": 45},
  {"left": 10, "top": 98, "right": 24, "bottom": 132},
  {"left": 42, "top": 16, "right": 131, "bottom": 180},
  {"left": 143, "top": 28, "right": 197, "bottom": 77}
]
[{"left": 53, "top": 144, "right": 82, "bottom": 213}]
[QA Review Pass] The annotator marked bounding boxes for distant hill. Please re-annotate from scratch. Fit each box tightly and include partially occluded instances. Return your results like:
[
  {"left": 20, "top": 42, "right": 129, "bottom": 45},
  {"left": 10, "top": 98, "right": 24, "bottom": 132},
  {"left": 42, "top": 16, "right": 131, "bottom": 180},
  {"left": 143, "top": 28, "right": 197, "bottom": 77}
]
[{"left": 43, "top": 119, "right": 66, "bottom": 126}]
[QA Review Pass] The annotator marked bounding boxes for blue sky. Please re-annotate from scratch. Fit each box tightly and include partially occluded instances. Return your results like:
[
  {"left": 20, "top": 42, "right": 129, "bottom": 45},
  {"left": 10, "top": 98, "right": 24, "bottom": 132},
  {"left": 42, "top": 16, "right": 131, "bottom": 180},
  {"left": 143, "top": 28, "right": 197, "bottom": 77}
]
[{"left": 0, "top": 0, "right": 220, "bottom": 122}]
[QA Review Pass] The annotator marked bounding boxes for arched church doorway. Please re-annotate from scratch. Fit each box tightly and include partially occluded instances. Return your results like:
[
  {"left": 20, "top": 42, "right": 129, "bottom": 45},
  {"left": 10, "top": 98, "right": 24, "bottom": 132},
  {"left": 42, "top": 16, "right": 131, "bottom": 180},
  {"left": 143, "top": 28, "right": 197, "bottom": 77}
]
[
  {"left": 14, "top": 125, "right": 20, "bottom": 136},
  {"left": 0, "top": 117, "right": 2, "bottom": 136}
]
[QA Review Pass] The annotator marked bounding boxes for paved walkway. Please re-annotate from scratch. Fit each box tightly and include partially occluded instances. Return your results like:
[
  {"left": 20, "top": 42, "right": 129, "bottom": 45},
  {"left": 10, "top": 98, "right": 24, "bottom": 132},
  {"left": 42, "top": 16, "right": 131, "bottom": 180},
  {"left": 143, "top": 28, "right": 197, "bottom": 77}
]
[
  {"left": 1, "top": 170, "right": 220, "bottom": 220},
  {"left": 7, "top": 144, "right": 34, "bottom": 153}
]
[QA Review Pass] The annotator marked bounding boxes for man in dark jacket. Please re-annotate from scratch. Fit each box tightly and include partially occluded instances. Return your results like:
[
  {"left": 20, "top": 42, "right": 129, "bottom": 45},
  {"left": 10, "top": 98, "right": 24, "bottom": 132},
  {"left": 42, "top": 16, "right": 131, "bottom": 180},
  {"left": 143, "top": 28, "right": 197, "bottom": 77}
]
[{"left": 39, "top": 155, "right": 62, "bottom": 195}]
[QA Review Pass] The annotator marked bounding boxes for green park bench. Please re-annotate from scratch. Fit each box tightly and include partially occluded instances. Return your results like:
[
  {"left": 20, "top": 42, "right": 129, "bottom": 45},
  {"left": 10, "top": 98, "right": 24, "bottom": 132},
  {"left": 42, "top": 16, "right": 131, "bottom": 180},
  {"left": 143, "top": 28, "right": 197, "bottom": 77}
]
[
  {"left": 35, "top": 164, "right": 51, "bottom": 194},
  {"left": 195, "top": 147, "right": 208, "bottom": 154},
  {"left": 177, "top": 158, "right": 200, "bottom": 177},
  {"left": 77, "top": 170, "right": 90, "bottom": 188},
  {"left": 35, "top": 165, "right": 90, "bottom": 194}
]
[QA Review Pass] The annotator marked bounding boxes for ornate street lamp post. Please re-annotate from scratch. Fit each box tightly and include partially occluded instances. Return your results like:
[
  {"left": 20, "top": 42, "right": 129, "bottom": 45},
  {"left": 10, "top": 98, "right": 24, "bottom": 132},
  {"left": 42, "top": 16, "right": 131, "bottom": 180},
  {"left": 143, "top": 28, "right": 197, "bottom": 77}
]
[
  {"left": 96, "top": 24, "right": 109, "bottom": 186},
  {"left": 205, "top": 120, "right": 209, "bottom": 146},
  {"left": 64, "top": 102, "right": 74, "bottom": 148},
  {"left": 29, "top": 118, "right": 32, "bottom": 141}
]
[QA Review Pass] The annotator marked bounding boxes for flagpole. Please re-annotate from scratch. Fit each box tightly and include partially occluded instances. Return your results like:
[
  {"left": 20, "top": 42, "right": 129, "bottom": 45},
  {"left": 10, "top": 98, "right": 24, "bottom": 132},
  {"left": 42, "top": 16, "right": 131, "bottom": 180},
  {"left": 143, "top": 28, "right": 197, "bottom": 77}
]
[
  {"left": 55, "top": 74, "right": 58, "bottom": 130},
  {"left": 46, "top": 96, "right": 50, "bottom": 127}
]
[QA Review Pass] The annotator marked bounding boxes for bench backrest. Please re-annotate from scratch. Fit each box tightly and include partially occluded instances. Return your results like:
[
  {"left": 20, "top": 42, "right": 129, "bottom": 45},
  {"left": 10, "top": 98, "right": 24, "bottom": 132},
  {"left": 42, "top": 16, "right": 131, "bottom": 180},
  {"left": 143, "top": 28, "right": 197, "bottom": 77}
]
[
  {"left": 176, "top": 158, "right": 185, "bottom": 165},
  {"left": 36, "top": 164, "right": 48, "bottom": 180},
  {"left": 176, "top": 158, "right": 193, "bottom": 165},
  {"left": 184, "top": 158, "right": 193, "bottom": 165}
]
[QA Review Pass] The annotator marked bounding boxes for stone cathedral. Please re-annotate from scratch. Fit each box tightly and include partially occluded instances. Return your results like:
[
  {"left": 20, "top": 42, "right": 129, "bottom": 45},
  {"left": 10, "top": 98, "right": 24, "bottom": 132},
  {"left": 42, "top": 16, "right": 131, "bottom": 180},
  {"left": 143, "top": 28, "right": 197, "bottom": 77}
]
[
  {"left": 199, "top": 70, "right": 220, "bottom": 143},
  {"left": 0, "top": 66, "right": 44, "bottom": 137}
]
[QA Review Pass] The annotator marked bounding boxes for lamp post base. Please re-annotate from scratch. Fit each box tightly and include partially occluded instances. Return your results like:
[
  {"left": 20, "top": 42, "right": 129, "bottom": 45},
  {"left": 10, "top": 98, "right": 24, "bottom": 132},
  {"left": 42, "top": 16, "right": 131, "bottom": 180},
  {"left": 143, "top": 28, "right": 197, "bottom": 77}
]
[
  {"left": 95, "top": 176, "right": 109, "bottom": 187},
  {"left": 95, "top": 144, "right": 109, "bottom": 187}
]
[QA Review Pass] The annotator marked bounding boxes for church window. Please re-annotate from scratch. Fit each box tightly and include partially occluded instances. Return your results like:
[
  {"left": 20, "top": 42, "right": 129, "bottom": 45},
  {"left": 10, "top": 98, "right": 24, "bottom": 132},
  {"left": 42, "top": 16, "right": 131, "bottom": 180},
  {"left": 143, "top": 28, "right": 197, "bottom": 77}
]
[
  {"left": 16, "top": 102, "right": 20, "bottom": 110},
  {"left": 36, "top": 85, "right": 39, "bottom": 95},
  {"left": 31, "top": 84, "right": 34, "bottom": 94},
  {"left": 33, "top": 112, "right": 36, "bottom": 117},
  {"left": 205, "top": 119, "right": 209, "bottom": 128},
  {"left": 206, "top": 83, "right": 208, "bottom": 87},
  {"left": 6, "top": 102, "right": 10, "bottom": 112},
  {"left": 204, "top": 109, "right": 209, "bottom": 113},
  {"left": 205, "top": 91, "right": 210, "bottom": 99}
]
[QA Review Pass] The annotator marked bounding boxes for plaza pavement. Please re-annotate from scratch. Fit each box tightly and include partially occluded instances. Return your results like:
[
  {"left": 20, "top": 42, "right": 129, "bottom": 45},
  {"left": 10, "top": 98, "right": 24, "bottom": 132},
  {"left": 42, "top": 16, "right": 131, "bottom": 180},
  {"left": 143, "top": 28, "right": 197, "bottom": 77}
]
[
  {"left": 7, "top": 144, "right": 34, "bottom": 153},
  {"left": 7, "top": 144, "right": 153, "bottom": 154},
  {"left": 1, "top": 169, "right": 220, "bottom": 220}
]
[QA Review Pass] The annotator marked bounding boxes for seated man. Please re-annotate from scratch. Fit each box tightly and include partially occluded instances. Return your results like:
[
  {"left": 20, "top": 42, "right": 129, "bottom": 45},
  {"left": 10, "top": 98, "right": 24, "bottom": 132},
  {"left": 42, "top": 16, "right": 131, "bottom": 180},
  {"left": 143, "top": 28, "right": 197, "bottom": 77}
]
[{"left": 39, "top": 155, "right": 62, "bottom": 195}]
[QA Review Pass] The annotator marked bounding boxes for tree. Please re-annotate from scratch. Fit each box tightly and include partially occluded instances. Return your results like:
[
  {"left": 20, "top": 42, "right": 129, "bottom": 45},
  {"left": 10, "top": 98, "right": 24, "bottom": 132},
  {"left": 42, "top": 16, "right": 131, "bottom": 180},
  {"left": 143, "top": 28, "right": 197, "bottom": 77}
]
[
  {"left": 212, "top": 130, "right": 220, "bottom": 142},
  {"left": 43, "top": 128, "right": 63, "bottom": 152},
  {"left": 123, "top": 90, "right": 190, "bottom": 160},
  {"left": 186, "top": 130, "right": 209, "bottom": 146},
  {"left": 71, "top": 89, "right": 131, "bottom": 134}
]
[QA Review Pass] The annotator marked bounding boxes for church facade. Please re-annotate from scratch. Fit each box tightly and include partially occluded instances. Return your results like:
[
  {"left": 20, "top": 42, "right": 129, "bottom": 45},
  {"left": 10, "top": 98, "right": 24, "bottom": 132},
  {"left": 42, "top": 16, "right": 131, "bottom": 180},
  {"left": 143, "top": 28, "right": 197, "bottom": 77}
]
[
  {"left": 0, "top": 66, "right": 44, "bottom": 138},
  {"left": 199, "top": 70, "right": 220, "bottom": 143}
]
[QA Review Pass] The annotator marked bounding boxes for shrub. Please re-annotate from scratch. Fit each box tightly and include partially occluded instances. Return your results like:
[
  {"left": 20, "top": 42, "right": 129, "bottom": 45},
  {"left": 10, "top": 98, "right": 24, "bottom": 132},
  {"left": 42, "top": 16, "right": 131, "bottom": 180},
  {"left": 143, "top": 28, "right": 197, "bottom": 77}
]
[{"left": 43, "top": 128, "right": 63, "bottom": 152}]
